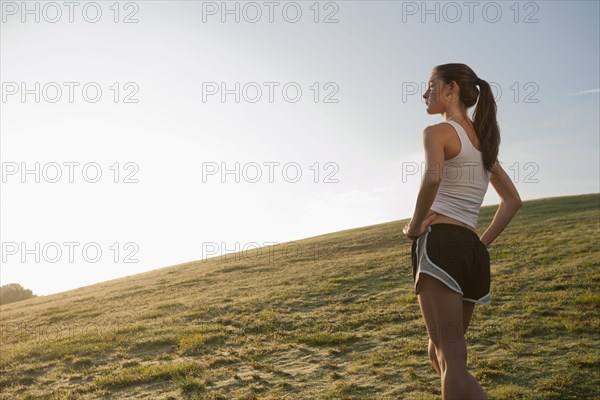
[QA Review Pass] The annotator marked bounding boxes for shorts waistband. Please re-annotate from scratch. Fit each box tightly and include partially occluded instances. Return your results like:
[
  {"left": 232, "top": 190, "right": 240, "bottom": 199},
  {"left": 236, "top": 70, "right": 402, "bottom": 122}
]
[{"left": 429, "top": 223, "right": 479, "bottom": 238}]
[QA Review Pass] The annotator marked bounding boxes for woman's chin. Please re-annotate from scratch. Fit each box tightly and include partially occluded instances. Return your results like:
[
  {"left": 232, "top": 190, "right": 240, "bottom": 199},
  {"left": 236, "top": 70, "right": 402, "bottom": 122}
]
[{"left": 425, "top": 106, "right": 438, "bottom": 115}]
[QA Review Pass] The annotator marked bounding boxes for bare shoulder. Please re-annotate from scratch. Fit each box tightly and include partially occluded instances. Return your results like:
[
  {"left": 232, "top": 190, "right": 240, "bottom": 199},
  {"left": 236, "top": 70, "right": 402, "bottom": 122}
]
[
  {"left": 423, "top": 123, "right": 451, "bottom": 144},
  {"left": 423, "top": 123, "right": 452, "bottom": 135}
]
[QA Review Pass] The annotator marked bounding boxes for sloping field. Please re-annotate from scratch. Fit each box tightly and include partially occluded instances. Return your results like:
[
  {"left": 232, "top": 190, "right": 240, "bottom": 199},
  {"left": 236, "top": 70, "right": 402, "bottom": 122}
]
[{"left": 1, "top": 193, "right": 598, "bottom": 399}]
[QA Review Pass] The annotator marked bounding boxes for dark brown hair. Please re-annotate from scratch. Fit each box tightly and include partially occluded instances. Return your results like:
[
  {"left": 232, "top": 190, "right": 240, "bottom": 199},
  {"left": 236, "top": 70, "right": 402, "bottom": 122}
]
[{"left": 433, "top": 63, "right": 500, "bottom": 173}]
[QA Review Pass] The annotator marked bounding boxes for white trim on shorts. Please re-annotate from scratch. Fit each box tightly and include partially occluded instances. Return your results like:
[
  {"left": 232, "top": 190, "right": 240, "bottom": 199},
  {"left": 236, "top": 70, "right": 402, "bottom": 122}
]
[
  {"left": 463, "top": 292, "right": 491, "bottom": 305},
  {"left": 414, "top": 225, "right": 492, "bottom": 305},
  {"left": 414, "top": 226, "right": 464, "bottom": 295}
]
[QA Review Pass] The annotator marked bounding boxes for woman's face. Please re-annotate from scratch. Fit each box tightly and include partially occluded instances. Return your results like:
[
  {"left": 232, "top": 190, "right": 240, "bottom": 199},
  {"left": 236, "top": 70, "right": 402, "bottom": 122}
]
[{"left": 423, "top": 75, "right": 449, "bottom": 115}]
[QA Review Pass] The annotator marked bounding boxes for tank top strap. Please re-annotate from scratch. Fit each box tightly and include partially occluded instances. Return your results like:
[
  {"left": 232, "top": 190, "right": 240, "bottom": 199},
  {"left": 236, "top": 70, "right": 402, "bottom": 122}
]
[{"left": 443, "top": 120, "right": 474, "bottom": 156}]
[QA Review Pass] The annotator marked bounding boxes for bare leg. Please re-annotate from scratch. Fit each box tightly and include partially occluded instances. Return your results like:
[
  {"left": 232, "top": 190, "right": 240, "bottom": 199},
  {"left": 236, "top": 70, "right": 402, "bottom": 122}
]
[
  {"left": 429, "top": 337, "right": 441, "bottom": 375},
  {"left": 467, "top": 371, "right": 487, "bottom": 399},
  {"left": 462, "top": 301, "right": 487, "bottom": 399},
  {"left": 417, "top": 274, "right": 486, "bottom": 399},
  {"left": 429, "top": 326, "right": 486, "bottom": 397}
]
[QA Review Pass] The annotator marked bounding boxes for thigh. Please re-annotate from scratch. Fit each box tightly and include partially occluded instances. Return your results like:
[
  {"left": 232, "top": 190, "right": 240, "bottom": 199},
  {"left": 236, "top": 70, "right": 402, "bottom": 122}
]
[{"left": 417, "top": 274, "right": 467, "bottom": 362}]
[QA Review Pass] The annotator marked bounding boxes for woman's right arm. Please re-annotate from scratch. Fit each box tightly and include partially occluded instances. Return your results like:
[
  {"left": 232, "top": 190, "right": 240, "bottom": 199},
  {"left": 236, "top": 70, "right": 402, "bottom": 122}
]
[{"left": 479, "top": 161, "right": 523, "bottom": 248}]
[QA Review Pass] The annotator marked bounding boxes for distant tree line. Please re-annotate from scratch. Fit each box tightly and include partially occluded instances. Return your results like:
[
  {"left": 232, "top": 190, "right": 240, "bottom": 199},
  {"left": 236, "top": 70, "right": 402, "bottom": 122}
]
[{"left": 0, "top": 283, "right": 38, "bottom": 305}]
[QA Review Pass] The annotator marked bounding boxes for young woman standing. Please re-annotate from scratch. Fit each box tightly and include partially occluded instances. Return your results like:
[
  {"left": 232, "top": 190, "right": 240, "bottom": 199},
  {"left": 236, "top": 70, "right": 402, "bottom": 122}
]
[{"left": 403, "top": 63, "right": 522, "bottom": 399}]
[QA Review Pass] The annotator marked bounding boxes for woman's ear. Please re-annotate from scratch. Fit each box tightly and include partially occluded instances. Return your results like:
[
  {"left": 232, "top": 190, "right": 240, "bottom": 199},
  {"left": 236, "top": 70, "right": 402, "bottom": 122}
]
[{"left": 445, "top": 82, "right": 455, "bottom": 97}]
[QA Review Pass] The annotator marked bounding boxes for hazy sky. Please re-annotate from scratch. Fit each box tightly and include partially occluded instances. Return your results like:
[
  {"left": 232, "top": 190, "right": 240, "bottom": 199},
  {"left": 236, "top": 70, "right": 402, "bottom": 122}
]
[{"left": 1, "top": 1, "right": 599, "bottom": 296}]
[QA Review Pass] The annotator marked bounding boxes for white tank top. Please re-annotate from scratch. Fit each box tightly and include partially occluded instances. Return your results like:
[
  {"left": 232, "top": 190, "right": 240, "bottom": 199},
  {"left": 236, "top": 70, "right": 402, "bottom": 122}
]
[{"left": 429, "top": 120, "right": 491, "bottom": 229}]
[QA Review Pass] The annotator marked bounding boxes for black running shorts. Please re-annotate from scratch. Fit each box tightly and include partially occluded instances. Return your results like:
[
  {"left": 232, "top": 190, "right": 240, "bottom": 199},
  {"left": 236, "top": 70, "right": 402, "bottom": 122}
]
[{"left": 411, "top": 223, "right": 491, "bottom": 305}]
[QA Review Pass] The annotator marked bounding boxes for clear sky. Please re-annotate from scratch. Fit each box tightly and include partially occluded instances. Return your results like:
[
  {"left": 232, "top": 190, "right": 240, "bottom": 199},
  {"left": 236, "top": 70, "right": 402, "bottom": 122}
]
[{"left": 1, "top": 1, "right": 599, "bottom": 296}]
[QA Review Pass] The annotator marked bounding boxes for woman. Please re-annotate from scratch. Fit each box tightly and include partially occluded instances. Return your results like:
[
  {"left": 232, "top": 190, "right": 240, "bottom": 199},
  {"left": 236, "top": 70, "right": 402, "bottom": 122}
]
[{"left": 402, "top": 63, "right": 522, "bottom": 399}]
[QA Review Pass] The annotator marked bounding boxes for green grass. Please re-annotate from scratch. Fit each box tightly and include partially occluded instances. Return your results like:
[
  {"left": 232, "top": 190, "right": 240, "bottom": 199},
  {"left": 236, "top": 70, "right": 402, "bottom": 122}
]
[
  {"left": 0, "top": 193, "right": 598, "bottom": 399},
  {"left": 94, "top": 361, "right": 205, "bottom": 389},
  {"left": 178, "top": 331, "right": 227, "bottom": 355},
  {"left": 296, "top": 332, "right": 358, "bottom": 346}
]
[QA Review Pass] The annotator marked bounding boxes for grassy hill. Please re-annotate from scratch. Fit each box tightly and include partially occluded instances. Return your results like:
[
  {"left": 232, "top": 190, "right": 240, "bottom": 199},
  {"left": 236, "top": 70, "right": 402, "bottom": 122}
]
[{"left": 1, "top": 193, "right": 598, "bottom": 399}]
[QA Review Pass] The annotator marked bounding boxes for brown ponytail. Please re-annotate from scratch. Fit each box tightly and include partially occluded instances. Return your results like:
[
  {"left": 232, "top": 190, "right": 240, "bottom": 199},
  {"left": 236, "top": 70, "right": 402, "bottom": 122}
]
[{"left": 432, "top": 63, "right": 500, "bottom": 173}]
